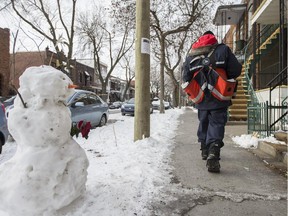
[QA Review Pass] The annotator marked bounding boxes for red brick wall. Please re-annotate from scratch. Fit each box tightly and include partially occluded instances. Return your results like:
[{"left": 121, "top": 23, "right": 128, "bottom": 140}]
[{"left": 0, "top": 28, "right": 10, "bottom": 96}]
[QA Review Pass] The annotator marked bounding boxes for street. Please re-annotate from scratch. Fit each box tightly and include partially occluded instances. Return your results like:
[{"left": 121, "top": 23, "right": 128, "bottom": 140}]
[{"left": 150, "top": 108, "right": 287, "bottom": 216}]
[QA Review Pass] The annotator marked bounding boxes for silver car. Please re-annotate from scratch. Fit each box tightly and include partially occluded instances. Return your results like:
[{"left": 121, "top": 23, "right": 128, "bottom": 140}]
[
  {"left": 67, "top": 90, "right": 109, "bottom": 127},
  {"left": 0, "top": 102, "right": 9, "bottom": 154},
  {"left": 121, "top": 98, "right": 153, "bottom": 116},
  {"left": 6, "top": 90, "right": 109, "bottom": 129}
]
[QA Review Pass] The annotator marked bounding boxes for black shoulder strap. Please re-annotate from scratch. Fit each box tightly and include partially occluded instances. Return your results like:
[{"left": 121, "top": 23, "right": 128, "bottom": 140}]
[{"left": 207, "top": 44, "right": 220, "bottom": 69}]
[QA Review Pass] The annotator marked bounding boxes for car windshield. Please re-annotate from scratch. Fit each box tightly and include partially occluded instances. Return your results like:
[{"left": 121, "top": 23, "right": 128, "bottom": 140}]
[
  {"left": 127, "top": 98, "right": 135, "bottom": 104},
  {"left": 66, "top": 92, "right": 77, "bottom": 103}
]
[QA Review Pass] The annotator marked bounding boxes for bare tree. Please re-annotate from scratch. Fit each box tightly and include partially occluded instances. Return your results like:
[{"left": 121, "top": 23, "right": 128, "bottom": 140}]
[
  {"left": 10, "top": 0, "right": 77, "bottom": 74},
  {"left": 150, "top": 63, "right": 161, "bottom": 99},
  {"left": 150, "top": 0, "right": 219, "bottom": 113},
  {"left": 111, "top": 0, "right": 221, "bottom": 112},
  {"left": 77, "top": 5, "right": 134, "bottom": 101},
  {"left": 119, "top": 53, "right": 135, "bottom": 101},
  {"left": 0, "top": 1, "right": 11, "bottom": 11},
  {"left": 150, "top": 59, "right": 174, "bottom": 101}
]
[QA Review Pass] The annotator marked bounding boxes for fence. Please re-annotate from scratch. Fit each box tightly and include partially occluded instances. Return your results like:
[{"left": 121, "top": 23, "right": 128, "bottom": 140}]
[{"left": 248, "top": 100, "right": 288, "bottom": 137}]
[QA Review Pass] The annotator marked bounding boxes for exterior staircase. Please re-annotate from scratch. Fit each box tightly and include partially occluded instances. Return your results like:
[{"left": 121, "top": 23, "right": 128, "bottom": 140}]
[
  {"left": 229, "top": 66, "right": 248, "bottom": 121},
  {"left": 229, "top": 26, "right": 280, "bottom": 122},
  {"left": 246, "top": 27, "right": 280, "bottom": 71}
]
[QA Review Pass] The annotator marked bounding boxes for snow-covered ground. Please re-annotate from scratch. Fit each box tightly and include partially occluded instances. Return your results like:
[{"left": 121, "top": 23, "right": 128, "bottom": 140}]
[
  {"left": 0, "top": 65, "right": 284, "bottom": 216},
  {"left": 0, "top": 109, "right": 184, "bottom": 216},
  {"left": 1, "top": 108, "right": 285, "bottom": 216}
]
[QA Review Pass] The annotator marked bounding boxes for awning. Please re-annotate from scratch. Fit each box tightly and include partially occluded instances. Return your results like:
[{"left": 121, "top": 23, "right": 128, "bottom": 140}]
[
  {"left": 213, "top": 4, "right": 247, "bottom": 26},
  {"left": 251, "top": 0, "right": 280, "bottom": 25}
]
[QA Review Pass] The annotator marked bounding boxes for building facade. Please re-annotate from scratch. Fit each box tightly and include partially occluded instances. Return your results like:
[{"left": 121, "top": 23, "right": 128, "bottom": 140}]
[{"left": 214, "top": 0, "right": 287, "bottom": 136}]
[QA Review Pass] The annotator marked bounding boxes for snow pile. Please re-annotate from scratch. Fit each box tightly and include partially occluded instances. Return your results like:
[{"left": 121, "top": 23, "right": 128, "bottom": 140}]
[
  {"left": 232, "top": 134, "right": 259, "bottom": 149},
  {"left": 0, "top": 66, "right": 89, "bottom": 216},
  {"left": 232, "top": 134, "right": 286, "bottom": 149}
]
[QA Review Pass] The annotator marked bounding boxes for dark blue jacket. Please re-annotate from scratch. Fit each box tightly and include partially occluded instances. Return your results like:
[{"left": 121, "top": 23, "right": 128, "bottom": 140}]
[{"left": 183, "top": 43, "right": 242, "bottom": 110}]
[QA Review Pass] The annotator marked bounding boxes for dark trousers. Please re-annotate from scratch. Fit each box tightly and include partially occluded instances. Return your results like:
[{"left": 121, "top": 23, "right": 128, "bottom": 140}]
[{"left": 197, "top": 108, "right": 228, "bottom": 148}]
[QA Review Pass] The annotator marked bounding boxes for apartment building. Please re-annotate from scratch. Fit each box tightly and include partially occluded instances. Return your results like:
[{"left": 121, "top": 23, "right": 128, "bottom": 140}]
[{"left": 214, "top": 0, "right": 287, "bottom": 136}]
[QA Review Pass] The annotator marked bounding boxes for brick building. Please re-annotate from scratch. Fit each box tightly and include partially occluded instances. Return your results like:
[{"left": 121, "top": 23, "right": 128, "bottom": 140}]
[
  {"left": 10, "top": 48, "right": 103, "bottom": 92},
  {"left": 0, "top": 28, "right": 10, "bottom": 96},
  {"left": 2, "top": 31, "right": 133, "bottom": 101}
]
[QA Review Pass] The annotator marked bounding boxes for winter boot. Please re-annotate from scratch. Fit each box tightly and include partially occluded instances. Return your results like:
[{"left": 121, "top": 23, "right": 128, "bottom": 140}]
[
  {"left": 206, "top": 143, "right": 221, "bottom": 173},
  {"left": 200, "top": 143, "right": 208, "bottom": 160}
]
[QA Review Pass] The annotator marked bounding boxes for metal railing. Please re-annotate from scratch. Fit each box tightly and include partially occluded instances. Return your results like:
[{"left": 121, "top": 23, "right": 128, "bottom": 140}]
[
  {"left": 248, "top": 99, "right": 288, "bottom": 137},
  {"left": 243, "top": 24, "right": 287, "bottom": 137},
  {"left": 266, "top": 66, "right": 288, "bottom": 136},
  {"left": 257, "top": 62, "right": 280, "bottom": 89}
]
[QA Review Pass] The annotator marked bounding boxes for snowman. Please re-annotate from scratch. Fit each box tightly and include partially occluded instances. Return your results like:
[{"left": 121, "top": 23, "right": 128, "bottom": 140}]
[{"left": 0, "top": 66, "right": 89, "bottom": 216}]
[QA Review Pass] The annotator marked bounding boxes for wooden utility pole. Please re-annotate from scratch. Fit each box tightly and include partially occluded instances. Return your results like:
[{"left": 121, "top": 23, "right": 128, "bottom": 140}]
[{"left": 134, "top": 0, "right": 150, "bottom": 141}]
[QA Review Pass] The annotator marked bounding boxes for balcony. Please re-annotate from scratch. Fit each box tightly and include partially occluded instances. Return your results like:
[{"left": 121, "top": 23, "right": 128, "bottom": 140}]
[{"left": 251, "top": 0, "right": 280, "bottom": 25}]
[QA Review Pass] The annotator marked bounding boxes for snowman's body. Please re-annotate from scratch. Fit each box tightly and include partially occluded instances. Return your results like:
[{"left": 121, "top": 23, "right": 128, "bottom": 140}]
[{"left": 0, "top": 66, "right": 89, "bottom": 216}]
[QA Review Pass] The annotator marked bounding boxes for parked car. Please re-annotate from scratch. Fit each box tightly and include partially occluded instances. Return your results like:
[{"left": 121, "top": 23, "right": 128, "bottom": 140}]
[
  {"left": 121, "top": 98, "right": 153, "bottom": 116},
  {"left": 6, "top": 90, "right": 109, "bottom": 128},
  {"left": 67, "top": 90, "right": 109, "bottom": 127},
  {"left": 0, "top": 102, "right": 9, "bottom": 154},
  {"left": 109, "top": 101, "right": 123, "bottom": 109},
  {"left": 151, "top": 98, "right": 171, "bottom": 110},
  {"left": 3, "top": 96, "right": 16, "bottom": 107}
]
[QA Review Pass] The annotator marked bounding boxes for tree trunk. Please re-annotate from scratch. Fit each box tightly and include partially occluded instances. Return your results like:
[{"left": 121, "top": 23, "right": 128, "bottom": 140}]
[{"left": 159, "top": 38, "right": 165, "bottom": 114}]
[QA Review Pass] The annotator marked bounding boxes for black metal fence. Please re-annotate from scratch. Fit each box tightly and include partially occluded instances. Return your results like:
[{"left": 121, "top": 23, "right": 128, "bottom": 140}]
[{"left": 248, "top": 100, "right": 288, "bottom": 137}]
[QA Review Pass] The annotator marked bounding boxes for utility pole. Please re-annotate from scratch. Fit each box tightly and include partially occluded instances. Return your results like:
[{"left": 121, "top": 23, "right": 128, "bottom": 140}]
[{"left": 134, "top": 0, "right": 150, "bottom": 141}]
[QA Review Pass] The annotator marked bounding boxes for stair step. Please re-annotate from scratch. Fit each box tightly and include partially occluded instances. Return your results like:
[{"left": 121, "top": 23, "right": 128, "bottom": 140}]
[
  {"left": 236, "top": 89, "right": 246, "bottom": 93},
  {"left": 234, "top": 96, "right": 248, "bottom": 101},
  {"left": 230, "top": 103, "right": 247, "bottom": 109},
  {"left": 229, "top": 110, "right": 247, "bottom": 115},
  {"left": 229, "top": 114, "right": 247, "bottom": 121},
  {"left": 235, "top": 97, "right": 248, "bottom": 101},
  {"left": 232, "top": 99, "right": 248, "bottom": 104}
]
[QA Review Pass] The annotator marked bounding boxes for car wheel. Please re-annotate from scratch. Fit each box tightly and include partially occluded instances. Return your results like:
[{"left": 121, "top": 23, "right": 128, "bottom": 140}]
[
  {"left": 99, "top": 115, "right": 107, "bottom": 127},
  {"left": 122, "top": 113, "right": 125, "bottom": 116}
]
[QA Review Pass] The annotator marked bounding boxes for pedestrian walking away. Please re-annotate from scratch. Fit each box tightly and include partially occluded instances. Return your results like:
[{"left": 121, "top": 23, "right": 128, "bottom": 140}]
[{"left": 182, "top": 31, "right": 242, "bottom": 172}]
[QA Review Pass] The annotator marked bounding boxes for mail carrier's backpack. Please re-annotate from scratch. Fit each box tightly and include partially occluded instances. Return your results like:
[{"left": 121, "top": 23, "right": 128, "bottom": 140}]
[{"left": 183, "top": 48, "right": 237, "bottom": 104}]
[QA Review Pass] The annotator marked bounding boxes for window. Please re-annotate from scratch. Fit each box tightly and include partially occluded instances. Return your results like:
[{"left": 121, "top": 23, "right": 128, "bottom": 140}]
[
  {"left": 73, "top": 93, "right": 89, "bottom": 105},
  {"left": 239, "top": 20, "right": 244, "bottom": 40},
  {"left": 233, "top": 29, "right": 237, "bottom": 53},
  {"left": 79, "top": 72, "right": 83, "bottom": 83},
  {"left": 248, "top": 1, "right": 253, "bottom": 38}
]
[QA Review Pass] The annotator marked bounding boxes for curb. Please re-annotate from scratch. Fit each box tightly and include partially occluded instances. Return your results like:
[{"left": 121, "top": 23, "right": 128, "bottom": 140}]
[
  {"left": 258, "top": 141, "right": 287, "bottom": 162},
  {"left": 251, "top": 141, "right": 287, "bottom": 177}
]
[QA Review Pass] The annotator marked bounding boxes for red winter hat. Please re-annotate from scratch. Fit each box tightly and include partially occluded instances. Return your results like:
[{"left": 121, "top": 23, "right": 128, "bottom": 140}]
[{"left": 192, "top": 34, "right": 218, "bottom": 49}]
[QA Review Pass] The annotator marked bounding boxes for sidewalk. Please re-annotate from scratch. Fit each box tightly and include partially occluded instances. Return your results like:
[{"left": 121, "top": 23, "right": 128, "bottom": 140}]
[
  {"left": 150, "top": 108, "right": 287, "bottom": 216},
  {"left": 188, "top": 107, "right": 287, "bottom": 177}
]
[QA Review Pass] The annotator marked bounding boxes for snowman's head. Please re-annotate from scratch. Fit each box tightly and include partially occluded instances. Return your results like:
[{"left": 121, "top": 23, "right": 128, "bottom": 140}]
[{"left": 18, "top": 66, "right": 75, "bottom": 105}]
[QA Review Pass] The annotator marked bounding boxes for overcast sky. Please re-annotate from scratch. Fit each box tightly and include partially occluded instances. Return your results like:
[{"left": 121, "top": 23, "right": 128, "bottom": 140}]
[{"left": 0, "top": 0, "right": 110, "bottom": 55}]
